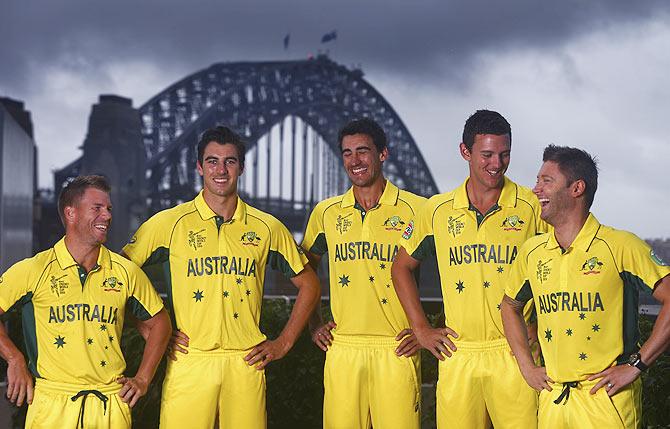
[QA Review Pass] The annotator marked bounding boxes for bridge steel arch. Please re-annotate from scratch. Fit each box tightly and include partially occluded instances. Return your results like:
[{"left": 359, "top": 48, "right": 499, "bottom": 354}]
[{"left": 139, "top": 56, "right": 439, "bottom": 217}]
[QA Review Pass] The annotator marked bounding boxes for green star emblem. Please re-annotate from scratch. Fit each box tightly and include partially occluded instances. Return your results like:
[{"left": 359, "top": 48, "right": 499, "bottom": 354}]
[
  {"left": 338, "top": 275, "right": 350, "bottom": 287},
  {"left": 579, "top": 352, "right": 587, "bottom": 360},
  {"left": 579, "top": 313, "right": 586, "bottom": 320},
  {"left": 587, "top": 336, "right": 591, "bottom": 341},
  {"left": 236, "top": 278, "right": 243, "bottom": 285},
  {"left": 544, "top": 329, "right": 552, "bottom": 342},
  {"left": 497, "top": 304, "right": 501, "bottom": 310},
  {"left": 497, "top": 266, "right": 504, "bottom": 273},
  {"left": 87, "top": 338, "right": 93, "bottom": 345},
  {"left": 483, "top": 281, "right": 490, "bottom": 289},
  {"left": 233, "top": 312, "right": 239, "bottom": 319},
  {"left": 54, "top": 335, "right": 66, "bottom": 348},
  {"left": 223, "top": 291, "right": 229, "bottom": 298},
  {"left": 100, "top": 324, "right": 107, "bottom": 331},
  {"left": 592, "top": 324, "right": 600, "bottom": 332},
  {"left": 386, "top": 283, "right": 391, "bottom": 288},
  {"left": 566, "top": 329, "right": 573, "bottom": 336},
  {"left": 369, "top": 276, "right": 375, "bottom": 283},
  {"left": 100, "top": 360, "right": 107, "bottom": 367},
  {"left": 456, "top": 280, "right": 465, "bottom": 293},
  {"left": 193, "top": 289, "right": 204, "bottom": 302},
  {"left": 379, "top": 263, "right": 386, "bottom": 270},
  {"left": 381, "top": 298, "right": 388, "bottom": 305},
  {"left": 108, "top": 336, "right": 114, "bottom": 342},
  {"left": 105, "top": 345, "right": 109, "bottom": 350},
  {"left": 245, "top": 289, "right": 251, "bottom": 296}
]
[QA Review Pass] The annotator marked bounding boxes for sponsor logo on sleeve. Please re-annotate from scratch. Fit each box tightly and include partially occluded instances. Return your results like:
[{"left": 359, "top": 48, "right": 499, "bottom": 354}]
[
  {"left": 650, "top": 250, "right": 668, "bottom": 266},
  {"left": 402, "top": 220, "right": 414, "bottom": 240}
]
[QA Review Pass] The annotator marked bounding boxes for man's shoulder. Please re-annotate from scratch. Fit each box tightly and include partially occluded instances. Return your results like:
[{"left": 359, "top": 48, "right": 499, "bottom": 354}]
[
  {"left": 144, "top": 199, "right": 198, "bottom": 227},
  {"left": 513, "top": 183, "right": 541, "bottom": 210},
  {"left": 425, "top": 191, "right": 457, "bottom": 211},
  {"left": 244, "top": 203, "right": 289, "bottom": 233},
  {"left": 519, "top": 233, "right": 551, "bottom": 255},
  {"left": 595, "top": 224, "right": 644, "bottom": 248},
  {"left": 313, "top": 194, "right": 345, "bottom": 213},
  {"left": 108, "top": 249, "right": 142, "bottom": 275},
  {"left": 6, "top": 248, "right": 56, "bottom": 274},
  {"left": 397, "top": 189, "right": 428, "bottom": 209}
]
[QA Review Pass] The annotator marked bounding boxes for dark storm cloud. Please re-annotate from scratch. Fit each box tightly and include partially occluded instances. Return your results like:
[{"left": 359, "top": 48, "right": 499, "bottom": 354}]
[{"left": 2, "top": 0, "right": 668, "bottom": 95}]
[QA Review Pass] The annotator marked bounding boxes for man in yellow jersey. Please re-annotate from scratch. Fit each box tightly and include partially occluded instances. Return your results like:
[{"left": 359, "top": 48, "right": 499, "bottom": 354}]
[
  {"left": 302, "top": 118, "right": 426, "bottom": 429},
  {"left": 0, "top": 175, "right": 170, "bottom": 428},
  {"left": 502, "top": 145, "right": 670, "bottom": 428},
  {"left": 123, "top": 126, "right": 320, "bottom": 429},
  {"left": 392, "top": 110, "right": 545, "bottom": 428}
]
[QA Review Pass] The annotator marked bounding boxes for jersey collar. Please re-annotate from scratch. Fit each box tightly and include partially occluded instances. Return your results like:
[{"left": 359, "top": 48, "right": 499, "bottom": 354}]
[
  {"left": 454, "top": 176, "right": 518, "bottom": 209},
  {"left": 194, "top": 191, "right": 247, "bottom": 224},
  {"left": 54, "top": 237, "right": 112, "bottom": 270},
  {"left": 546, "top": 213, "right": 600, "bottom": 252},
  {"left": 341, "top": 180, "right": 399, "bottom": 208}
]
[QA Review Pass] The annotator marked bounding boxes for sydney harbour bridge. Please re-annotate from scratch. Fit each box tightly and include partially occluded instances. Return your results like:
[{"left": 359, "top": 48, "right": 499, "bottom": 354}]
[{"left": 55, "top": 55, "right": 438, "bottom": 240}]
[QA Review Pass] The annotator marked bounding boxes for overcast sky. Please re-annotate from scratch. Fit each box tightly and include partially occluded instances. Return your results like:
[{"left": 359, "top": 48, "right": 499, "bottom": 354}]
[{"left": 1, "top": 1, "right": 668, "bottom": 238}]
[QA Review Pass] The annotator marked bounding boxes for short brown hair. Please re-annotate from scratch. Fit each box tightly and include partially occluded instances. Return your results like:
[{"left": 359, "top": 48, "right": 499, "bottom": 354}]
[{"left": 57, "top": 175, "right": 111, "bottom": 226}]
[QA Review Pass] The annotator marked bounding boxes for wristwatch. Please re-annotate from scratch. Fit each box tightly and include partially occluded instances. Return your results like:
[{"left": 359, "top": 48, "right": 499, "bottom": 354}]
[{"left": 627, "top": 352, "right": 648, "bottom": 372}]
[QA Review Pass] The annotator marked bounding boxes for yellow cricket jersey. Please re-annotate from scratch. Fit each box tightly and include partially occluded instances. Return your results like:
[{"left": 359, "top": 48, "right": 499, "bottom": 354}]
[
  {"left": 505, "top": 214, "right": 670, "bottom": 383},
  {"left": 401, "top": 177, "right": 547, "bottom": 342},
  {"left": 302, "top": 180, "right": 426, "bottom": 336},
  {"left": 123, "top": 192, "right": 308, "bottom": 351},
  {"left": 0, "top": 238, "right": 163, "bottom": 385}
]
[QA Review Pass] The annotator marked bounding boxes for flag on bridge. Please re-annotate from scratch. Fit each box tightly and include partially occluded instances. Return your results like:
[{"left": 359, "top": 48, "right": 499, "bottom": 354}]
[
  {"left": 321, "top": 30, "right": 337, "bottom": 43},
  {"left": 284, "top": 33, "right": 290, "bottom": 50}
]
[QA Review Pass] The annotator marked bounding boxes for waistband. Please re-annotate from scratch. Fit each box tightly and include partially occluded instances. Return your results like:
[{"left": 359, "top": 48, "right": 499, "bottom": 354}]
[
  {"left": 332, "top": 334, "right": 400, "bottom": 348},
  {"left": 451, "top": 338, "right": 510, "bottom": 351},
  {"left": 186, "top": 348, "right": 251, "bottom": 357},
  {"left": 35, "top": 378, "right": 122, "bottom": 395}
]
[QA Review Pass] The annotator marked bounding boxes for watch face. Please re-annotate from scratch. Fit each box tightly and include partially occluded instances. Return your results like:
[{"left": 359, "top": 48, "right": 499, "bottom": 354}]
[{"left": 628, "top": 353, "right": 641, "bottom": 365}]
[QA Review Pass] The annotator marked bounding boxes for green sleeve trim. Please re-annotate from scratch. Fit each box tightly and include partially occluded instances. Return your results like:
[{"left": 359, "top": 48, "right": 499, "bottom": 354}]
[
  {"left": 617, "top": 271, "right": 644, "bottom": 364},
  {"left": 268, "top": 249, "right": 299, "bottom": 278},
  {"left": 127, "top": 296, "right": 153, "bottom": 321},
  {"left": 308, "top": 233, "right": 328, "bottom": 256},
  {"left": 18, "top": 293, "right": 40, "bottom": 377},
  {"left": 410, "top": 235, "right": 436, "bottom": 261},
  {"left": 142, "top": 246, "right": 169, "bottom": 268},
  {"left": 514, "top": 280, "right": 534, "bottom": 303}
]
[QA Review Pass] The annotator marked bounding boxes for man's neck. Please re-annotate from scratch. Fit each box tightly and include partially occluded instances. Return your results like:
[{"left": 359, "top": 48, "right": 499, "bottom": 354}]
[
  {"left": 64, "top": 235, "right": 100, "bottom": 272},
  {"left": 203, "top": 190, "right": 238, "bottom": 220},
  {"left": 466, "top": 178, "right": 503, "bottom": 215},
  {"left": 353, "top": 178, "right": 386, "bottom": 211},
  {"left": 552, "top": 211, "right": 590, "bottom": 250}
]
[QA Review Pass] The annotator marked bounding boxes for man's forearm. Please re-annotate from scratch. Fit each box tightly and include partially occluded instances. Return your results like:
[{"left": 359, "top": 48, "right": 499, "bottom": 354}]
[
  {"left": 281, "top": 269, "right": 320, "bottom": 346},
  {"left": 135, "top": 309, "right": 171, "bottom": 383},
  {"left": 501, "top": 296, "right": 535, "bottom": 370},
  {"left": 0, "top": 312, "right": 25, "bottom": 365},
  {"left": 639, "top": 280, "right": 670, "bottom": 366},
  {"left": 391, "top": 254, "right": 431, "bottom": 331}
]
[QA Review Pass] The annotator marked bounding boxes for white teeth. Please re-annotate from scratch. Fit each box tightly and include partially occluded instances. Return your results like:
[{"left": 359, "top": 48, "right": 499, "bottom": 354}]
[
  {"left": 352, "top": 167, "right": 366, "bottom": 174},
  {"left": 95, "top": 225, "right": 108, "bottom": 231}
]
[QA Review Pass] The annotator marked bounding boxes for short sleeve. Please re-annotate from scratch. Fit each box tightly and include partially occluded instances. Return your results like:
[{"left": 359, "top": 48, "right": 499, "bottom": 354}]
[
  {"left": 401, "top": 201, "right": 436, "bottom": 261},
  {"left": 505, "top": 242, "right": 534, "bottom": 304},
  {"left": 302, "top": 201, "right": 328, "bottom": 256},
  {"left": 0, "top": 258, "right": 37, "bottom": 312},
  {"left": 269, "top": 221, "right": 309, "bottom": 278},
  {"left": 615, "top": 232, "right": 670, "bottom": 294},
  {"left": 123, "top": 213, "right": 170, "bottom": 267},
  {"left": 125, "top": 262, "right": 164, "bottom": 321}
]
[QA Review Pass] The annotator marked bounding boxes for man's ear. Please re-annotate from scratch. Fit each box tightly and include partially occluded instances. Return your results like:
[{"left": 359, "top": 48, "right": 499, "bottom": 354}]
[
  {"left": 63, "top": 205, "right": 76, "bottom": 224},
  {"left": 459, "top": 142, "right": 471, "bottom": 161},
  {"left": 571, "top": 179, "right": 586, "bottom": 198},
  {"left": 379, "top": 147, "right": 389, "bottom": 162}
]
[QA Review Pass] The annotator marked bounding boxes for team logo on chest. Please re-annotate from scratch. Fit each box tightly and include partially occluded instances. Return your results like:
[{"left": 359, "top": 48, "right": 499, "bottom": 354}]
[
  {"left": 581, "top": 257, "right": 603, "bottom": 275},
  {"left": 102, "top": 276, "right": 123, "bottom": 292},
  {"left": 447, "top": 214, "right": 465, "bottom": 237},
  {"left": 241, "top": 231, "right": 261, "bottom": 246},
  {"left": 50, "top": 275, "right": 69, "bottom": 297},
  {"left": 188, "top": 229, "right": 206, "bottom": 250},
  {"left": 536, "top": 259, "right": 552, "bottom": 283},
  {"left": 501, "top": 215, "right": 525, "bottom": 231},
  {"left": 336, "top": 213, "right": 353, "bottom": 235},
  {"left": 383, "top": 215, "right": 406, "bottom": 231}
]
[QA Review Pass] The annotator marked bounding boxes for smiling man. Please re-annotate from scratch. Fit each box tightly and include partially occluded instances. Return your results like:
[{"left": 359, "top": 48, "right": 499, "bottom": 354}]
[
  {"left": 123, "top": 126, "right": 320, "bottom": 428},
  {"left": 0, "top": 175, "right": 170, "bottom": 429},
  {"left": 302, "top": 118, "right": 426, "bottom": 429},
  {"left": 501, "top": 145, "right": 670, "bottom": 428},
  {"left": 392, "top": 110, "right": 546, "bottom": 428}
]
